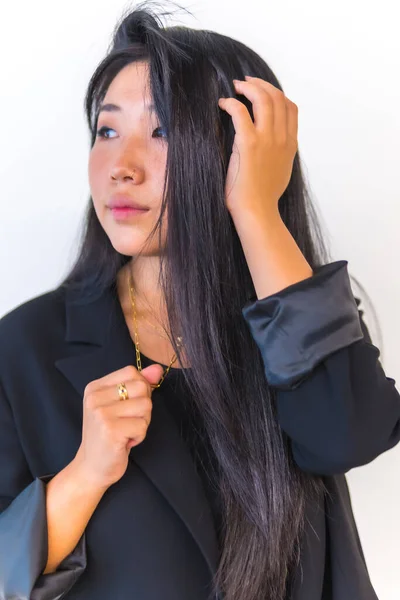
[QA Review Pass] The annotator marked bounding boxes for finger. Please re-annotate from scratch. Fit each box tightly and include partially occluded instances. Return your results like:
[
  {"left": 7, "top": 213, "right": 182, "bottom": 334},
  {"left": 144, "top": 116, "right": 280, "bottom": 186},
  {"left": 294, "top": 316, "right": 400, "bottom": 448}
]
[
  {"left": 84, "top": 364, "right": 144, "bottom": 395},
  {"left": 85, "top": 376, "right": 151, "bottom": 408},
  {"left": 219, "top": 96, "right": 256, "bottom": 140},
  {"left": 111, "top": 414, "right": 150, "bottom": 446},
  {"left": 110, "top": 379, "right": 151, "bottom": 403},
  {"left": 105, "top": 397, "right": 152, "bottom": 426},
  {"left": 244, "top": 76, "right": 289, "bottom": 143},
  {"left": 229, "top": 79, "right": 274, "bottom": 134},
  {"left": 271, "top": 94, "right": 287, "bottom": 145},
  {"left": 286, "top": 98, "right": 299, "bottom": 148}
]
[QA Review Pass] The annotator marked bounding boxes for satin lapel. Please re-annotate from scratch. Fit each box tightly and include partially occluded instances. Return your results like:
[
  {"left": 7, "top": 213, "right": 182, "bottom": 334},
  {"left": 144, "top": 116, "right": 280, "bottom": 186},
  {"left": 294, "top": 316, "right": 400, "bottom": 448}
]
[{"left": 54, "top": 283, "right": 220, "bottom": 579}]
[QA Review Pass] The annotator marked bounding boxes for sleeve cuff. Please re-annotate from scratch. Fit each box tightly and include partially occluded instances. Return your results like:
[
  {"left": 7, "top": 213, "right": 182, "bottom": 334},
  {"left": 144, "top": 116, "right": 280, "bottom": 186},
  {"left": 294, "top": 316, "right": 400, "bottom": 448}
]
[
  {"left": 241, "top": 260, "right": 364, "bottom": 390},
  {"left": 0, "top": 474, "right": 87, "bottom": 600}
]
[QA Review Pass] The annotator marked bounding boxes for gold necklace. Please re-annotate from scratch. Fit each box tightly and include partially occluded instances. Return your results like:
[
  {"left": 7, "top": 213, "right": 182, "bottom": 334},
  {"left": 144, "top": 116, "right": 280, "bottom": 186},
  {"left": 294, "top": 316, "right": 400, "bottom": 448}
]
[{"left": 128, "top": 271, "right": 183, "bottom": 389}]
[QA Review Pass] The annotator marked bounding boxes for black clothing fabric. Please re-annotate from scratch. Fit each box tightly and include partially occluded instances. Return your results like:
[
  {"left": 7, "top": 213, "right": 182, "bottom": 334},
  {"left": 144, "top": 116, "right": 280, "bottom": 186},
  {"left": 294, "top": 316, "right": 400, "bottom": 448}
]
[
  {"left": 159, "top": 372, "right": 223, "bottom": 541},
  {"left": 0, "top": 259, "right": 399, "bottom": 600}
]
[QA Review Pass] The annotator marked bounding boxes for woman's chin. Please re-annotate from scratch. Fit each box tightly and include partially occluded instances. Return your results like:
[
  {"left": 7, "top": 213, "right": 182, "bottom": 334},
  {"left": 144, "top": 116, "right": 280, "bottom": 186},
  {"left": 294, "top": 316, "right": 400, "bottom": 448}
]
[
  {"left": 111, "top": 242, "right": 143, "bottom": 256},
  {"left": 101, "top": 220, "right": 164, "bottom": 257},
  {"left": 103, "top": 232, "right": 139, "bottom": 255},
  {"left": 108, "top": 235, "right": 160, "bottom": 258}
]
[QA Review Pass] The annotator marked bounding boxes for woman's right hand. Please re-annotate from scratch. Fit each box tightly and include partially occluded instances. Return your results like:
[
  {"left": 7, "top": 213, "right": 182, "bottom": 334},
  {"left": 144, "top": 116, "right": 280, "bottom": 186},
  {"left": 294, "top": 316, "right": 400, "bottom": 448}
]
[{"left": 73, "top": 363, "right": 165, "bottom": 491}]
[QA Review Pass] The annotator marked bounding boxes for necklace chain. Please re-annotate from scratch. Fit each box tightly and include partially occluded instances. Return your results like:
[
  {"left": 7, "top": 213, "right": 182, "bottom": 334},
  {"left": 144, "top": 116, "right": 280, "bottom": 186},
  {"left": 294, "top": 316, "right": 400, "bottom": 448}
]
[{"left": 127, "top": 271, "right": 183, "bottom": 389}]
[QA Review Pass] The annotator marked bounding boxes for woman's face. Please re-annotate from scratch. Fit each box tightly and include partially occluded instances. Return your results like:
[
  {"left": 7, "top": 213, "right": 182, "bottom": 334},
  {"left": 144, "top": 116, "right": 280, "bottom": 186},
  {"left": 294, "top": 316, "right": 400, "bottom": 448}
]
[{"left": 88, "top": 61, "right": 168, "bottom": 257}]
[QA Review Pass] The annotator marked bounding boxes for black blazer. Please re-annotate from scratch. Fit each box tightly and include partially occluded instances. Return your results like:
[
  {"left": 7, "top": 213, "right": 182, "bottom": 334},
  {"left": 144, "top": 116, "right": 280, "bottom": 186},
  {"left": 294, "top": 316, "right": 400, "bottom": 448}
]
[{"left": 0, "top": 260, "right": 399, "bottom": 600}]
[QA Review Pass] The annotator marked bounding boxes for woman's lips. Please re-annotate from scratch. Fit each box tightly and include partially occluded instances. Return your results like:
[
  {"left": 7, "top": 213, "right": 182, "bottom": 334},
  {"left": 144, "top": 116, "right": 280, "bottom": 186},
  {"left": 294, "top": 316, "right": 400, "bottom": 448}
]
[{"left": 109, "top": 206, "right": 150, "bottom": 220}]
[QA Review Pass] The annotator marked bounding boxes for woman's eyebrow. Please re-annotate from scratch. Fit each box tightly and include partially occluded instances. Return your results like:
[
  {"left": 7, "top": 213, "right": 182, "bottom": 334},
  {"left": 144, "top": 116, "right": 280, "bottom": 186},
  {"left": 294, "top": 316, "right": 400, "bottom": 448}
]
[{"left": 98, "top": 102, "right": 156, "bottom": 114}]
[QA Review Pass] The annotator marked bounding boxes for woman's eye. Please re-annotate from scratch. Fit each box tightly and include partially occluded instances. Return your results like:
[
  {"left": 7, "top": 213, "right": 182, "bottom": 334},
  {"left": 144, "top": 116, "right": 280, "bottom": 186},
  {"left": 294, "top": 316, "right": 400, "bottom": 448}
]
[
  {"left": 96, "top": 126, "right": 116, "bottom": 139},
  {"left": 95, "top": 125, "right": 168, "bottom": 140},
  {"left": 152, "top": 126, "right": 168, "bottom": 139}
]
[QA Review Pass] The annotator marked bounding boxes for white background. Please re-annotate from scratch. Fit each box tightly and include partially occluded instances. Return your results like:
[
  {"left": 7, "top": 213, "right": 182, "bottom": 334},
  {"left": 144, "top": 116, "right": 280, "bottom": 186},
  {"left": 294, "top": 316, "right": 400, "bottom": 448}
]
[{"left": 0, "top": 1, "right": 399, "bottom": 597}]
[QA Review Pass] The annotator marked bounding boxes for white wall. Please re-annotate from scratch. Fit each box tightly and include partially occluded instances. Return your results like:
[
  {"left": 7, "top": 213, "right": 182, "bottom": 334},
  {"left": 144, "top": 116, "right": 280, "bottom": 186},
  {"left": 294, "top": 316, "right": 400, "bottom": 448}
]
[{"left": 1, "top": 1, "right": 399, "bottom": 597}]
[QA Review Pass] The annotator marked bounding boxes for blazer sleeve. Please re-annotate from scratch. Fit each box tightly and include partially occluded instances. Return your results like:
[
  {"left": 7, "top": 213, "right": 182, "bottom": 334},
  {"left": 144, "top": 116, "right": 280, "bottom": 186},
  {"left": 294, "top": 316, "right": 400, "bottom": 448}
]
[
  {"left": 0, "top": 380, "right": 87, "bottom": 600},
  {"left": 241, "top": 260, "right": 400, "bottom": 476}
]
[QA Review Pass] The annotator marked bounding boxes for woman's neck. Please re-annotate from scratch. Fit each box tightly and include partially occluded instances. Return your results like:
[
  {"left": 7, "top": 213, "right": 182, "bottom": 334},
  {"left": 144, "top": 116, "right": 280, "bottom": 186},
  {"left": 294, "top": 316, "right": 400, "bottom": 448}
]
[
  {"left": 116, "top": 259, "right": 190, "bottom": 369},
  {"left": 117, "top": 258, "right": 167, "bottom": 326}
]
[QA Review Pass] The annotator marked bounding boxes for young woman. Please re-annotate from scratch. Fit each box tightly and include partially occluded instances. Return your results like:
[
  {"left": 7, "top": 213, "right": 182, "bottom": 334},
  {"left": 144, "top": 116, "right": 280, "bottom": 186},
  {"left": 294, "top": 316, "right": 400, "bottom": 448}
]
[{"left": 0, "top": 4, "right": 399, "bottom": 600}]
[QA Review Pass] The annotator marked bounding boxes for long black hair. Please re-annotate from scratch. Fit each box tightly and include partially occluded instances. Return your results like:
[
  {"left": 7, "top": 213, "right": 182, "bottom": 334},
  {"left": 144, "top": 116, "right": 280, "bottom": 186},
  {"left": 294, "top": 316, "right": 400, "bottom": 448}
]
[{"left": 59, "top": 2, "right": 377, "bottom": 598}]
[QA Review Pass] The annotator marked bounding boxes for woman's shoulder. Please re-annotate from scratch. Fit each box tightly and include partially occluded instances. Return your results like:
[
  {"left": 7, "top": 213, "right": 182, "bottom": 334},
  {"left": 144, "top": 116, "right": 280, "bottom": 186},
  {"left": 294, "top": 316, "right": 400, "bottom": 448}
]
[{"left": 0, "top": 285, "right": 67, "bottom": 349}]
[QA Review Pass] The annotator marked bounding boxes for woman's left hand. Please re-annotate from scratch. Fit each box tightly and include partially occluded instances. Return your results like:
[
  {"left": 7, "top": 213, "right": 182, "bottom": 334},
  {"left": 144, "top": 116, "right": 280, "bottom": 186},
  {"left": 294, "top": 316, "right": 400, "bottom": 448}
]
[{"left": 218, "top": 76, "right": 299, "bottom": 219}]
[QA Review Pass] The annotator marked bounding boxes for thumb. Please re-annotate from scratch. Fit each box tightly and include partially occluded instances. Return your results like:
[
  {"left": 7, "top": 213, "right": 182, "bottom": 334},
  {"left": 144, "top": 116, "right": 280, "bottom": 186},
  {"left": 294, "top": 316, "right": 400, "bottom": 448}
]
[{"left": 140, "top": 363, "right": 165, "bottom": 387}]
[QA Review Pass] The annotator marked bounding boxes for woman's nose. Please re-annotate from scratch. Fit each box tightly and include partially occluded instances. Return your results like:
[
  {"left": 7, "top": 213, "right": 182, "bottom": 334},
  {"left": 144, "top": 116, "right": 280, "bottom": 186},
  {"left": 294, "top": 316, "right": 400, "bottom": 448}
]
[{"left": 110, "top": 165, "right": 144, "bottom": 184}]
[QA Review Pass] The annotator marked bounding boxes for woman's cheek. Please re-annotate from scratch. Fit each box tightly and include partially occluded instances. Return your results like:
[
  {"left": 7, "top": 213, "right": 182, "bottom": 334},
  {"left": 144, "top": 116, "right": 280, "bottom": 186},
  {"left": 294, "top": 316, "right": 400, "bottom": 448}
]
[{"left": 88, "top": 151, "right": 107, "bottom": 209}]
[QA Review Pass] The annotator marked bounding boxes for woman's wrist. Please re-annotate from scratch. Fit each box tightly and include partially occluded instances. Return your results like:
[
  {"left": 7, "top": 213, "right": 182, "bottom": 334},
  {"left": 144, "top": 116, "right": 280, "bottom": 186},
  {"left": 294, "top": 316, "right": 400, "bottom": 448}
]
[{"left": 68, "top": 452, "right": 111, "bottom": 496}]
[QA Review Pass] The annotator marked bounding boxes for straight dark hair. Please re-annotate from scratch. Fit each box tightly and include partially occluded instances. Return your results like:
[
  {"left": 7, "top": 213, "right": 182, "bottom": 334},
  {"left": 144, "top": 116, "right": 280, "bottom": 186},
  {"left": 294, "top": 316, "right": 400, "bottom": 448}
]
[{"left": 59, "top": 2, "right": 375, "bottom": 598}]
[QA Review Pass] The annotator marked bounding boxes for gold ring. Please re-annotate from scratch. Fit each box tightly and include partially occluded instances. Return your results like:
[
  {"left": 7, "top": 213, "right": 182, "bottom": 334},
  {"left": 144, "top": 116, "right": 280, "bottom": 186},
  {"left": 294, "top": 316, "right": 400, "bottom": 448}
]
[{"left": 117, "top": 382, "right": 129, "bottom": 401}]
